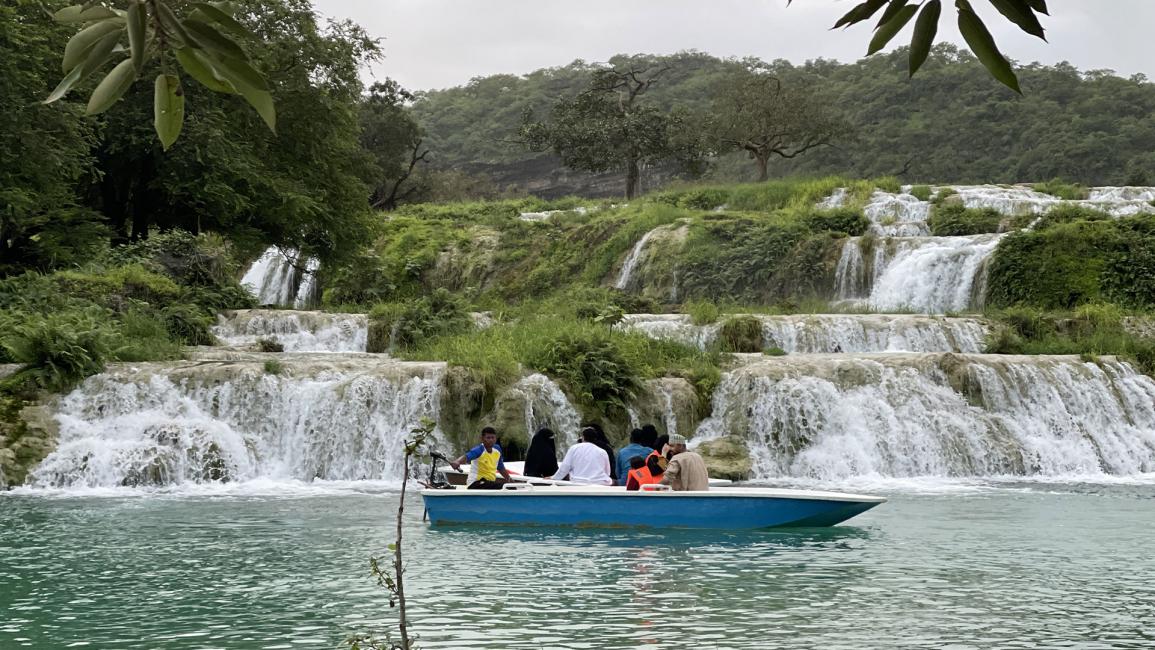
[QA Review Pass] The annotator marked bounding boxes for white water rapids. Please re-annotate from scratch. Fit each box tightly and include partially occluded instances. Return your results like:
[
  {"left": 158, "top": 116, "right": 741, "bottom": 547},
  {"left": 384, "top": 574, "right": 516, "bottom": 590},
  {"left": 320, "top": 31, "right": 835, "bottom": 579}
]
[
  {"left": 697, "top": 354, "right": 1155, "bottom": 480},
  {"left": 30, "top": 357, "right": 444, "bottom": 488},
  {"left": 213, "top": 309, "right": 368, "bottom": 353}
]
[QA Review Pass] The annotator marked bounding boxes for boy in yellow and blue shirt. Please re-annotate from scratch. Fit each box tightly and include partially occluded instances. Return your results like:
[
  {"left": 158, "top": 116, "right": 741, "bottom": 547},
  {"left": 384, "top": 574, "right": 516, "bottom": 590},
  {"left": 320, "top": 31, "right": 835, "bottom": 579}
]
[{"left": 450, "top": 426, "right": 512, "bottom": 489}]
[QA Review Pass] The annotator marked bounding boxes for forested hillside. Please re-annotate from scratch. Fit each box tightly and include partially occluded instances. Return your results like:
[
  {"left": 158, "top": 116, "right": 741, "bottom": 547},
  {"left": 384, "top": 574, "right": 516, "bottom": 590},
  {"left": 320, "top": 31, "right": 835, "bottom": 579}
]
[{"left": 412, "top": 45, "right": 1155, "bottom": 196}]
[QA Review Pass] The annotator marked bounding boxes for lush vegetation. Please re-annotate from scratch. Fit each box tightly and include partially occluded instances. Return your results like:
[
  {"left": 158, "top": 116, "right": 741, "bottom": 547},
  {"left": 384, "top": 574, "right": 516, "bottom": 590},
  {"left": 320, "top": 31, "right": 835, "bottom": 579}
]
[
  {"left": 928, "top": 203, "right": 1003, "bottom": 235},
  {"left": 412, "top": 47, "right": 1155, "bottom": 196}
]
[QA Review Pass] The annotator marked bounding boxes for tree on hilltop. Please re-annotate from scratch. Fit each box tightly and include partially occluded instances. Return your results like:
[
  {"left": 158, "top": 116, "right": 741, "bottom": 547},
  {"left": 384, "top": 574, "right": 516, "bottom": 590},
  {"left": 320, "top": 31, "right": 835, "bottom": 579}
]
[
  {"left": 520, "top": 64, "right": 706, "bottom": 199},
  {"left": 710, "top": 66, "right": 852, "bottom": 181}
]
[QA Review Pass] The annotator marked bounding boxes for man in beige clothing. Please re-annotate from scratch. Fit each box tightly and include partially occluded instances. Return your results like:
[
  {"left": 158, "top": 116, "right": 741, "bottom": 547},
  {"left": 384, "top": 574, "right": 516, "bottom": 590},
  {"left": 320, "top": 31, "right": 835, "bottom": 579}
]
[{"left": 660, "top": 434, "right": 709, "bottom": 491}]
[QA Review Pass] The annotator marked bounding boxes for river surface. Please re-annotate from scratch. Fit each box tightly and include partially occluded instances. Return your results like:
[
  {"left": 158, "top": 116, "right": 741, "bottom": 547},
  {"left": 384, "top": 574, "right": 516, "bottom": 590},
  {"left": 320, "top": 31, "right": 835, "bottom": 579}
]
[{"left": 2, "top": 480, "right": 1153, "bottom": 649}]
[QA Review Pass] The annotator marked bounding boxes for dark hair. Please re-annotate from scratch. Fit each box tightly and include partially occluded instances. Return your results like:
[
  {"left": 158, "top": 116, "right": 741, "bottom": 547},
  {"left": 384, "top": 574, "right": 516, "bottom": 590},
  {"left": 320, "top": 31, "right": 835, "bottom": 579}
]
[
  {"left": 580, "top": 426, "right": 599, "bottom": 443},
  {"left": 629, "top": 428, "right": 645, "bottom": 444},
  {"left": 640, "top": 424, "right": 659, "bottom": 448},
  {"left": 653, "top": 433, "right": 669, "bottom": 452},
  {"left": 629, "top": 455, "right": 646, "bottom": 470},
  {"left": 646, "top": 454, "right": 665, "bottom": 475},
  {"left": 481, "top": 426, "right": 497, "bottom": 437}
]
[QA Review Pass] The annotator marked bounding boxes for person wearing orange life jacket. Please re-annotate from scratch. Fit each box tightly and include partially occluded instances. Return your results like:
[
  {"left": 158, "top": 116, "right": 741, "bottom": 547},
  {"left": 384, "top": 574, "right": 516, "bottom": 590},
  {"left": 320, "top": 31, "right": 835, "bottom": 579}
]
[{"left": 626, "top": 455, "right": 665, "bottom": 491}]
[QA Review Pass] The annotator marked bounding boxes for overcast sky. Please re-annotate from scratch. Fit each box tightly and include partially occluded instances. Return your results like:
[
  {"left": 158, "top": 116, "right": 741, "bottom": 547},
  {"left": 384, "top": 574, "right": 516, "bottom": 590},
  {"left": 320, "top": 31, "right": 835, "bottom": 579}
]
[{"left": 311, "top": 1, "right": 1155, "bottom": 91}]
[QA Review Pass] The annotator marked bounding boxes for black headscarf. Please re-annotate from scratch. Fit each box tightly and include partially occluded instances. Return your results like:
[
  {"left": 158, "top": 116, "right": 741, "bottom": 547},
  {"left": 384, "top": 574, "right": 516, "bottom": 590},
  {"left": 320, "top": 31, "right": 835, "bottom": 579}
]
[{"left": 523, "top": 428, "right": 559, "bottom": 478}]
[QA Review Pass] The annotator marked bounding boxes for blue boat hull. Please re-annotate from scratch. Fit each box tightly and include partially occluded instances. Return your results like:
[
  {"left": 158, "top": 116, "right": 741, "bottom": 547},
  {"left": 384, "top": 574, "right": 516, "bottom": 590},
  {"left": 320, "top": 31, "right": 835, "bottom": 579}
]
[{"left": 421, "top": 490, "right": 882, "bottom": 529}]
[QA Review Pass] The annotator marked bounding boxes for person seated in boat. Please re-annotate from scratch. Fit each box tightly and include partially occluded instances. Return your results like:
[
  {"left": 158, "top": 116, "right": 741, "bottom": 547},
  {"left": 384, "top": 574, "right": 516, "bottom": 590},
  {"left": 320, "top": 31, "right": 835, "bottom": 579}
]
[
  {"left": 523, "top": 427, "right": 559, "bottom": 478},
  {"left": 660, "top": 434, "right": 709, "bottom": 491},
  {"left": 625, "top": 455, "right": 663, "bottom": 491},
  {"left": 648, "top": 433, "right": 670, "bottom": 473},
  {"left": 449, "top": 426, "right": 512, "bottom": 489},
  {"left": 582, "top": 423, "right": 619, "bottom": 484},
  {"left": 551, "top": 427, "right": 613, "bottom": 486},
  {"left": 616, "top": 428, "right": 654, "bottom": 486}
]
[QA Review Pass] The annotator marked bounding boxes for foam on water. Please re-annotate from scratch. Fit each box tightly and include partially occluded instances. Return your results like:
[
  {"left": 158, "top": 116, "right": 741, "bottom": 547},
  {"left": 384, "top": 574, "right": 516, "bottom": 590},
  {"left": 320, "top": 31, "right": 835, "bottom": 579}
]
[
  {"left": 619, "top": 313, "right": 990, "bottom": 353},
  {"left": 29, "top": 359, "right": 445, "bottom": 488},
  {"left": 212, "top": 309, "right": 368, "bottom": 353},
  {"left": 865, "top": 234, "right": 1003, "bottom": 313},
  {"left": 696, "top": 354, "right": 1155, "bottom": 481}
]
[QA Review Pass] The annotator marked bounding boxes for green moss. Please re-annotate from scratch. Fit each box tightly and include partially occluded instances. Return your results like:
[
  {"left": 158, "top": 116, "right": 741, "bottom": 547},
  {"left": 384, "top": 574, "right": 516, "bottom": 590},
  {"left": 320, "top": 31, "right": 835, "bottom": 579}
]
[
  {"left": 984, "top": 304, "right": 1155, "bottom": 375},
  {"left": 1012, "top": 203, "right": 1111, "bottom": 231},
  {"left": 263, "top": 359, "right": 284, "bottom": 375},
  {"left": 685, "top": 300, "right": 720, "bottom": 325},
  {"left": 717, "top": 315, "right": 764, "bottom": 353},
  {"left": 928, "top": 203, "right": 1002, "bottom": 235},
  {"left": 367, "top": 288, "right": 472, "bottom": 353},
  {"left": 802, "top": 208, "right": 870, "bottom": 236}
]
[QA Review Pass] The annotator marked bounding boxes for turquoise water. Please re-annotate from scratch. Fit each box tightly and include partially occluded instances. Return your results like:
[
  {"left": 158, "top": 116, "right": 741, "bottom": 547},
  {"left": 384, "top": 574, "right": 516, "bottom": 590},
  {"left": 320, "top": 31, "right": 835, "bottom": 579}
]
[{"left": 2, "top": 481, "right": 1154, "bottom": 649}]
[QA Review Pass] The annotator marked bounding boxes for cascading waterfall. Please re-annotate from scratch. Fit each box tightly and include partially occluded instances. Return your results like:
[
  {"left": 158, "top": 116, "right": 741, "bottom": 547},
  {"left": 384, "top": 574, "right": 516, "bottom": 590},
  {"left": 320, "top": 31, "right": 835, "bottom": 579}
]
[
  {"left": 833, "top": 235, "right": 1002, "bottom": 313},
  {"left": 696, "top": 354, "right": 1155, "bottom": 480},
  {"left": 30, "top": 358, "right": 445, "bottom": 488},
  {"left": 240, "top": 246, "right": 320, "bottom": 307},
  {"left": 212, "top": 310, "right": 368, "bottom": 353},
  {"left": 506, "top": 373, "right": 582, "bottom": 448},
  {"left": 614, "top": 229, "right": 659, "bottom": 290},
  {"left": 618, "top": 314, "right": 990, "bottom": 353}
]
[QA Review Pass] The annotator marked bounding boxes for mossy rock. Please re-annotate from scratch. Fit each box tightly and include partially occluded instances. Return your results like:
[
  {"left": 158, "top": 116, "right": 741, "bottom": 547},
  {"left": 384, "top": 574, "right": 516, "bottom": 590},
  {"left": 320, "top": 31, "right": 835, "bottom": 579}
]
[
  {"left": 0, "top": 398, "right": 61, "bottom": 488},
  {"left": 630, "top": 378, "right": 703, "bottom": 438},
  {"left": 696, "top": 435, "right": 753, "bottom": 481},
  {"left": 717, "top": 316, "right": 764, "bottom": 353},
  {"left": 439, "top": 365, "right": 492, "bottom": 451}
]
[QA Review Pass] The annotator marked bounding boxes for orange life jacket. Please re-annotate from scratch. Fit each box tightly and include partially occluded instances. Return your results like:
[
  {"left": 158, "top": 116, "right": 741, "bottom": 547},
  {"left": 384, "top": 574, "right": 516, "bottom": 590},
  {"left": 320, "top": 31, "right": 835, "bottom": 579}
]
[{"left": 628, "top": 465, "right": 661, "bottom": 490}]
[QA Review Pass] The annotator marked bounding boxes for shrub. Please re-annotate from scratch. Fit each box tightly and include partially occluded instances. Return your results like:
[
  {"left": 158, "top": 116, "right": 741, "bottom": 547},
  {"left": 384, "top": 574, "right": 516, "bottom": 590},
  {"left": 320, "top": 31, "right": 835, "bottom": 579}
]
[
  {"left": 263, "top": 359, "right": 284, "bottom": 375},
  {"left": 717, "top": 316, "right": 764, "bottom": 353},
  {"left": 675, "top": 188, "right": 729, "bottom": 211},
  {"left": 162, "top": 304, "right": 216, "bottom": 346},
  {"left": 803, "top": 208, "right": 870, "bottom": 236},
  {"left": 525, "top": 329, "right": 641, "bottom": 413},
  {"left": 930, "top": 187, "right": 958, "bottom": 206},
  {"left": 111, "top": 311, "right": 183, "bottom": 362},
  {"left": 765, "top": 346, "right": 787, "bottom": 356},
  {"left": 1032, "top": 179, "right": 1090, "bottom": 201},
  {"left": 1, "top": 310, "right": 113, "bottom": 392},
  {"left": 909, "top": 185, "right": 933, "bottom": 201},
  {"left": 985, "top": 221, "right": 1122, "bottom": 310},
  {"left": 685, "top": 300, "right": 720, "bottom": 325},
  {"left": 367, "top": 288, "right": 472, "bottom": 353},
  {"left": 1017, "top": 203, "right": 1112, "bottom": 231},
  {"left": 928, "top": 204, "right": 1002, "bottom": 236},
  {"left": 104, "top": 230, "right": 238, "bottom": 288}
]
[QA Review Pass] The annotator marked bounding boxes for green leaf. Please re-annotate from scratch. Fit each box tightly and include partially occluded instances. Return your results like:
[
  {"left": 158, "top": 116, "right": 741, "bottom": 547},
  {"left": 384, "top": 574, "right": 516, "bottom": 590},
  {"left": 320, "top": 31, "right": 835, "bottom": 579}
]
[
  {"left": 77, "top": 31, "right": 124, "bottom": 79},
  {"left": 126, "top": 1, "right": 147, "bottom": 72},
  {"left": 154, "top": 74, "right": 185, "bottom": 150},
  {"left": 957, "top": 4, "right": 1021, "bottom": 93},
  {"left": 55, "top": 5, "right": 119, "bottom": 23},
  {"left": 211, "top": 54, "right": 270, "bottom": 91},
  {"left": 175, "top": 48, "right": 236, "bottom": 93},
  {"left": 86, "top": 58, "right": 138, "bottom": 115},
  {"left": 867, "top": 4, "right": 917, "bottom": 55},
  {"left": 183, "top": 19, "right": 247, "bottom": 59},
  {"left": 155, "top": 2, "right": 194, "bottom": 48},
  {"left": 62, "top": 20, "right": 123, "bottom": 73},
  {"left": 1024, "top": 0, "right": 1048, "bottom": 15},
  {"left": 875, "top": 0, "right": 911, "bottom": 31},
  {"left": 833, "top": 0, "right": 888, "bottom": 29},
  {"left": 989, "top": 0, "right": 1046, "bottom": 40},
  {"left": 190, "top": 2, "right": 253, "bottom": 38},
  {"left": 43, "top": 66, "right": 83, "bottom": 104},
  {"left": 237, "top": 84, "right": 276, "bottom": 132},
  {"left": 908, "top": 0, "right": 941, "bottom": 76}
]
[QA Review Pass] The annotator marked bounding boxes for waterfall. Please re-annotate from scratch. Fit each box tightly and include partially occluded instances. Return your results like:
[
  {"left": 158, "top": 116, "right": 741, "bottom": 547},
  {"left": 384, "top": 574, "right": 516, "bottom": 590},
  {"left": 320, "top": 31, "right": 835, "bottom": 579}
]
[
  {"left": 863, "top": 190, "right": 931, "bottom": 236},
  {"left": 506, "top": 374, "right": 582, "bottom": 448},
  {"left": 614, "top": 229, "right": 659, "bottom": 290},
  {"left": 212, "top": 310, "right": 368, "bottom": 353},
  {"left": 696, "top": 354, "right": 1155, "bottom": 480},
  {"left": 240, "top": 247, "right": 321, "bottom": 307},
  {"left": 29, "top": 358, "right": 445, "bottom": 488},
  {"left": 834, "top": 239, "right": 866, "bottom": 300},
  {"left": 619, "top": 314, "right": 989, "bottom": 353}
]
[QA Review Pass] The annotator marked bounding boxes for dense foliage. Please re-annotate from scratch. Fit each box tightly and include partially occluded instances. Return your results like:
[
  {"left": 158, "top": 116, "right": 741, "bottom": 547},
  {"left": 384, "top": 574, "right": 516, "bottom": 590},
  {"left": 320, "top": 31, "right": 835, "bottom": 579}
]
[{"left": 412, "top": 46, "right": 1155, "bottom": 194}]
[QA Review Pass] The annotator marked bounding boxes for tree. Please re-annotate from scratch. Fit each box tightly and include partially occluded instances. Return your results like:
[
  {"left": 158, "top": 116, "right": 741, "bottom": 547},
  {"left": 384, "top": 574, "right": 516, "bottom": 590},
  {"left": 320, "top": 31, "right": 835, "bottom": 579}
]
[
  {"left": 710, "top": 66, "right": 851, "bottom": 181},
  {"left": 521, "top": 64, "right": 705, "bottom": 199},
  {"left": 86, "top": 0, "right": 380, "bottom": 263},
  {"left": 792, "top": 0, "right": 1050, "bottom": 92},
  {"left": 360, "top": 80, "right": 428, "bottom": 211},
  {"left": 45, "top": 0, "right": 276, "bottom": 149},
  {"left": 0, "top": 0, "right": 106, "bottom": 274}
]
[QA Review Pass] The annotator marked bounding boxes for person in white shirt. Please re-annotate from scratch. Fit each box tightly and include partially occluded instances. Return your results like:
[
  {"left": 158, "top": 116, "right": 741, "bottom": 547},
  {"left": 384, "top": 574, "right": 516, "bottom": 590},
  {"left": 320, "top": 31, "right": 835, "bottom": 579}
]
[{"left": 551, "top": 427, "right": 613, "bottom": 486}]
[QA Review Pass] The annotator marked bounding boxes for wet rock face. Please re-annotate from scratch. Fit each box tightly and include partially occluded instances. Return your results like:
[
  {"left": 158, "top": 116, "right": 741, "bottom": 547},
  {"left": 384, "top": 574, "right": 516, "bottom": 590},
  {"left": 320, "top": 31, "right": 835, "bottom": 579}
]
[
  {"left": 0, "top": 398, "right": 60, "bottom": 489},
  {"left": 696, "top": 435, "right": 753, "bottom": 481},
  {"left": 630, "top": 378, "right": 702, "bottom": 439}
]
